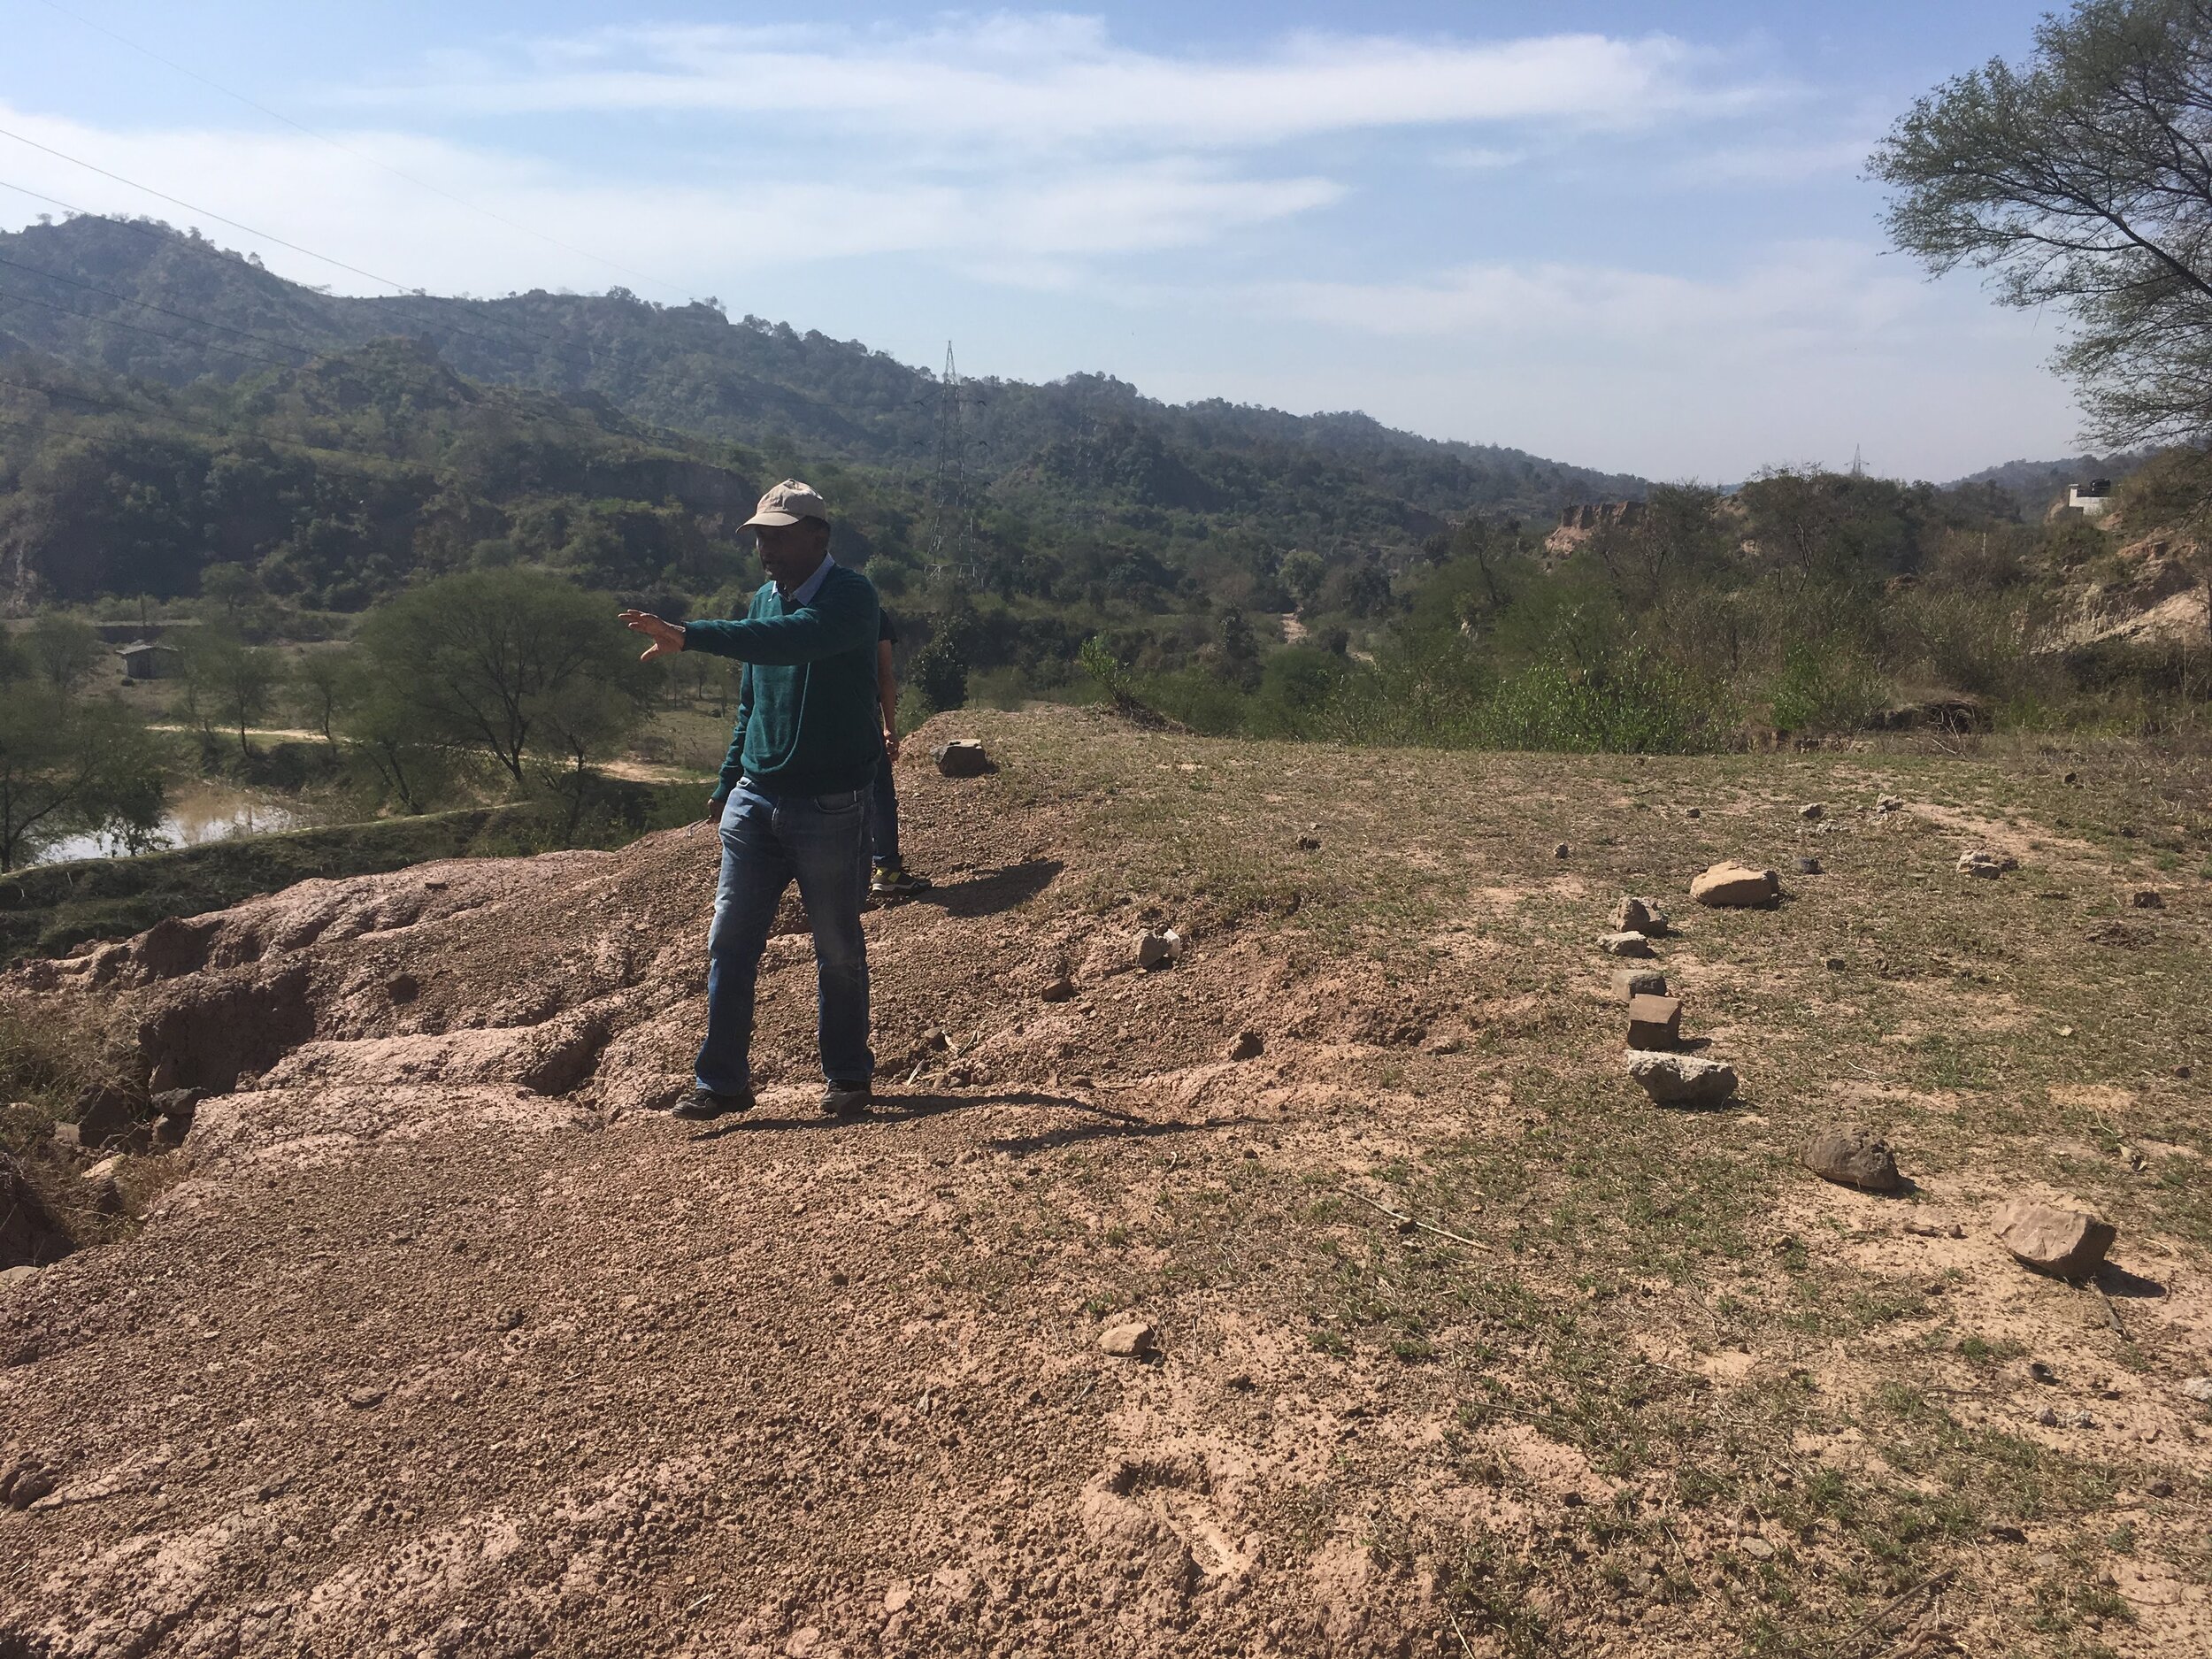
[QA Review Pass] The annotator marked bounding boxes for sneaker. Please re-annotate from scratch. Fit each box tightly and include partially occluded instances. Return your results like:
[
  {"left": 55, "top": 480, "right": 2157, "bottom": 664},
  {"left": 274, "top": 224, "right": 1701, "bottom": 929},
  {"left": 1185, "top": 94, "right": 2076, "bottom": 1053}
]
[
  {"left": 871, "top": 860, "right": 933, "bottom": 898},
  {"left": 821, "top": 1080, "right": 872, "bottom": 1118},
  {"left": 672, "top": 1085, "right": 755, "bottom": 1121}
]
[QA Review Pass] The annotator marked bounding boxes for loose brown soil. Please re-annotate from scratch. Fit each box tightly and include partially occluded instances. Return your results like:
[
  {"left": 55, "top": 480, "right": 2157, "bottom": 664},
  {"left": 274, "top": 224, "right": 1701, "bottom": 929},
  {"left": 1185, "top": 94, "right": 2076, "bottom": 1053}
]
[{"left": 2, "top": 708, "right": 2208, "bottom": 1657}]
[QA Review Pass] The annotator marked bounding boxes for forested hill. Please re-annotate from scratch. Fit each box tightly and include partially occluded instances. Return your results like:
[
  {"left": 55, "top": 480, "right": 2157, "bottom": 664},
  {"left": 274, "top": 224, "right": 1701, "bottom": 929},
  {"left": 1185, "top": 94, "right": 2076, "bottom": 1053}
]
[{"left": 0, "top": 214, "right": 1646, "bottom": 521}]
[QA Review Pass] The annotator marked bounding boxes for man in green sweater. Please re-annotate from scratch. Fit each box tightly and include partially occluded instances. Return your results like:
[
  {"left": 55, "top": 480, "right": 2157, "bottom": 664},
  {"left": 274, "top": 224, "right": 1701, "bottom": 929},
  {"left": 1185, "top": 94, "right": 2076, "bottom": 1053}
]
[{"left": 619, "top": 480, "right": 882, "bottom": 1119}]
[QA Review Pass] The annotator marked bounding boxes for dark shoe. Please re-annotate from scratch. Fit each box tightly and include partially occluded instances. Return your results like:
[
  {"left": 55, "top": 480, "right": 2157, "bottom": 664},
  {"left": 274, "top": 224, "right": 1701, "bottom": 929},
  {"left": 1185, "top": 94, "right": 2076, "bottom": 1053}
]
[
  {"left": 821, "top": 1080, "right": 872, "bottom": 1118},
  {"left": 871, "top": 860, "right": 932, "bottom": 898},
  {"left": 672, "top": 1085, "right": 755, "bottom": 1121}
]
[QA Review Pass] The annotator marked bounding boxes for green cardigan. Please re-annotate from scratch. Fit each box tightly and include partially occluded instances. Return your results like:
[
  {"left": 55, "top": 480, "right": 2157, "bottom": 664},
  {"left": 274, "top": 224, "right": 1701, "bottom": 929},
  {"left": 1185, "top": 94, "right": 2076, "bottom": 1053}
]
[{"left": 683, "top": 565, "right": 882, "bottom": 801}]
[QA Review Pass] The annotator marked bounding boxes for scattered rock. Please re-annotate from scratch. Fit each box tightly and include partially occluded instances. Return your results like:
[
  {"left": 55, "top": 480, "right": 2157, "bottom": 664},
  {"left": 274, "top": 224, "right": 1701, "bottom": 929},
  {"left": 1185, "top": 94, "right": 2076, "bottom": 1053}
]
[
  {"left": 2133, "top": 889, "right": 2164, "bottom": 910},
  {"left": 2062, "top": 771, "right": 2080, "bottom": 786},
  {"left": 1295, "top": 835, "right": 1321, "bottom": 852},
  {"left": 1624, "top": 1052, "right": 1739, "bottom": 1106},
  {"left": 1823, "top": 955, "right": 1846, "bottom": 972},
  {"left": 1801, "top": 1126, "right": 1903, "bottom": 1194},
  {"left": 1992, "top": 1199, "right": 2116, "bottom": 1279},
  {"left": 2028, "top": 1361, "right": 2059, "bottom": 1386},
  {"left": 932, "top": 739, "right": 993, "bottom": 778},
  {"left": 1227, "top": 1030, "right": 1264, "bottom": 1062},
  {"left": 0, "top": 1456, "right": 61, "bottom": 1509},
  {"left": 1609, "top": 896, "right": 1670, "bottom": 936},
  {"left": 1740, "top": 1537, "right": 1775, "bottom": 1561},
  {"left": 2035, "top": 1404, "right": 2059, "bottom": 1427},
  {"left": 1609, "top": 967, "right": 1669, "bottom": 1002},
  {"left": 1553, "top": 842, "right": 1571, "bottom": 860},
  {"left": 1684, "top": 807, "right": 1702, "bottom": 819},
  {"left": 1957, "top": 848, "right": 2018, "bottom": 879},
  {"left": 1799, "top": 803, "right": 1824, "bottom": 821},
  {"left": 2179, "top": 1377, "right": 2212, "bottom": 1405},
  {"left": 1874, "top": 795, "right": 1903, "bottom": 814},
  {"left": 1137, "top": 930, "right": 1183, "bottom": 971},
  {"left": 1795, "top": 856, "right": 1822, "bottom": 875},
  {"left": 1903, "top": 1214, "right": 1964, "bottom": 1240},
  {"left": 1597, "top": 931, "right": 1655, "bottom": 958},
  {"left": 345, "top": 1386, "right": 388, "bottom": 1410},
  {"left": 1625, "top": 995, "right": 1682, "bottom": 1051},
  {"left": 1689, "top": 863, "right": 1780, "bottom": 908},
  {"left": 1099, "top": 1320, "right": 1156, "bottom": 1359},
  {"left": 1039, "top": 974, "right": 1075, "bottom": 1003}
]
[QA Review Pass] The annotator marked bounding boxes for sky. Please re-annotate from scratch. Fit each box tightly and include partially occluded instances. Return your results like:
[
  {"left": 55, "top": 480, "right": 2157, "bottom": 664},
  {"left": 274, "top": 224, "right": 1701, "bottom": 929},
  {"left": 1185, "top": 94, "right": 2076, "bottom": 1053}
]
[{"left": 0, "top": 1, "right": 2093, "bottom": 481}]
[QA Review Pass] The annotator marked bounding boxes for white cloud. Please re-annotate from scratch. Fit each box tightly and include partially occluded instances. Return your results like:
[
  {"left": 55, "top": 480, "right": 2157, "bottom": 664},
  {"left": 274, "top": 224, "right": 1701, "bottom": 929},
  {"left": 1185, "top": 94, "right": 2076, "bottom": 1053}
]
[
  {"left": 0, "top": 104, "right": 1333, "bottom": 297},
  {"left": 357, "top": 15, "right": 1778, "bottom": 151},
  {"left": 1257, "top": 242, "right": 1928, "bottom": 357}
]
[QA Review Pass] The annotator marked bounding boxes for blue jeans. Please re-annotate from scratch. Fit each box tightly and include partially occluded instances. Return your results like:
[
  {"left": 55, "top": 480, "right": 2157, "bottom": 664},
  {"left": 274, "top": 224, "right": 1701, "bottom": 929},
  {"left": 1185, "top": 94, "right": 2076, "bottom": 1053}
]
[
  {"left": 869, "top": 759, "right": 901, "bottom": 864},
  {"left": 695, "top": 780, "right": 874, "bottom": 1094}
]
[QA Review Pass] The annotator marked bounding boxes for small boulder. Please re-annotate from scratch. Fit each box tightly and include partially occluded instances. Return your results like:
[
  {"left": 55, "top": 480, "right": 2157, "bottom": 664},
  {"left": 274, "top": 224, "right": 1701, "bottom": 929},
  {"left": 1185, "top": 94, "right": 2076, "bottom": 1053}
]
[
  {"left": 1597, "top": 931, "right": 1655, "bottom": 958},
  {"left": 1227, "top": 1030, "right": 1264, "bottom": 1062},
  {"left": 1684, "top": 806, "right": 1702, "bottom": 819},
  {"left": 1609, "top": 896, "right": 1670, "bottom": 936},
  {"left": 1801, "top": 1126, "right": 1903, "bottom": 1194},
  {"left": 1992, "top": 1199, "right": 2116, "bottom": 1279},
  {"left": 1874, "top": 795, "right": 1903, "bottom": 814},
  {"left": 1795, "top": 856, "right": 1823, "bottom": 875},
  {"left": 933, "top": 739, "right": 993, "bottom": 778},
  {"left": 1295, "top": 835, "right": 1322, "bottom": 852},
  {"left": 1800, "top": 803, "right": 1824, "bottom": 821},
  {"left": 1957, "top": 849, "right": 2014, "bottom": 879},
  {"left": 1609, "top": 967, "right": 1669, "bottom": 1002},
  {"left": 1099, "top": 1320, "right": 1156, "bottom": 1359},
  {"left": 1625, "top": 995, "right": 1682, "bottom": 1051},
  {"left": 2181, "top": 1377, "right": 2212, "bottom": 1405},
  {"left": 1624, "top": 1052, "right": 1739, "bottom": 1106},
  {"left": 1553, "top": 842, "right": 1571, "bottom": 860},
  {"left": 1039, "top": 974, "right": 1075, "bottom": 1003},
  {"left": 1690, "top": 863, "right": 1780, "bottom": 908},
  {"left": 1137, "top": 930, "right": 1183, "bottom": 971}
]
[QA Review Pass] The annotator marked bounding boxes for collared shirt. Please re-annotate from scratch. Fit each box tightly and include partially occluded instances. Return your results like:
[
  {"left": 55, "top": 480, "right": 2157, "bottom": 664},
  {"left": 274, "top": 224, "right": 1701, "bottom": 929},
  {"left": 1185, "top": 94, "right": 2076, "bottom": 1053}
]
[{"left": 781, "top": 552, "right": 837, "bottom": 607}]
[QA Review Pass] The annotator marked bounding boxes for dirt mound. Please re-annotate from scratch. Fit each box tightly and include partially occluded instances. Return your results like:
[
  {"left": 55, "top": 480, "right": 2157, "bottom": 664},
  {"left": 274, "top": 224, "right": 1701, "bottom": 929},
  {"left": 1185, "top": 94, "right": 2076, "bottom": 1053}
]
[{"left": 3, "top": 708, "right": 2207, "bottom": 1656}]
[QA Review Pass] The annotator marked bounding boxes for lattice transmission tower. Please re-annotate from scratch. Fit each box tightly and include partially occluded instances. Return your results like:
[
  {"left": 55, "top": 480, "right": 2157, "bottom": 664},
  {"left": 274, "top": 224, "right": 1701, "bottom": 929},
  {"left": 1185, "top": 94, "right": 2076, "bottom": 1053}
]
[{"left": 925, "top": 342, "right": 976, "bottom": 581}]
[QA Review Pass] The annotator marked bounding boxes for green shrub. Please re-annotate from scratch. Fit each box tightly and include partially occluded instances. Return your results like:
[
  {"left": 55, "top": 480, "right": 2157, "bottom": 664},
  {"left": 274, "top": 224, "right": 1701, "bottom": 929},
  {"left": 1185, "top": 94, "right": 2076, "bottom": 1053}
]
[{"left": 1768, "top": 642, "right": 1891, "bottom": 733}]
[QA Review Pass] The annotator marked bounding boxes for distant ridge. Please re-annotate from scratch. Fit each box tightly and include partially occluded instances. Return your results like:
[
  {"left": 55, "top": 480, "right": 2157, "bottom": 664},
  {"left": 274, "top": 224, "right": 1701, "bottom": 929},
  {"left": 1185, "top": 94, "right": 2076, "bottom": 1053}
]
[{"left": 0, "top": 214, "right": 1647, "bottom": 523}]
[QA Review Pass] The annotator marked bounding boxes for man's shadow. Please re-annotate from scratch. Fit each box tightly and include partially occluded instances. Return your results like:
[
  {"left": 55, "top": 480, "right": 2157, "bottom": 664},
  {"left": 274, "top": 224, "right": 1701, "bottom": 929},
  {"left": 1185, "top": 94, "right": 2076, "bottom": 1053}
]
[
  {"left": 688, "top": 1087, "right": 1252, "bottom": 1151},
  {"left": 902, "top": 860, "right": 1063, "bottom": 918}
]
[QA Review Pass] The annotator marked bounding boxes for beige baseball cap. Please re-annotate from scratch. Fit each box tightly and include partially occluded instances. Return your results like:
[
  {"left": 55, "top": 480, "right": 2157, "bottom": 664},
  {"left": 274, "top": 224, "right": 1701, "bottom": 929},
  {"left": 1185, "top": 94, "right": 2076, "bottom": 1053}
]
[{"left": 743, "top": 478, "right": 828, "bottom": 527}]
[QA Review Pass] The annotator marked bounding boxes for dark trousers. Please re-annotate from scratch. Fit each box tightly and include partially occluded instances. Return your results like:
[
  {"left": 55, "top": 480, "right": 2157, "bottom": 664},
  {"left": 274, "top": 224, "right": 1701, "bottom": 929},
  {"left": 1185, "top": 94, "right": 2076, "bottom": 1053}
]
[{"left": 695, "top": 780, "right": 873, "bottom": 1093}]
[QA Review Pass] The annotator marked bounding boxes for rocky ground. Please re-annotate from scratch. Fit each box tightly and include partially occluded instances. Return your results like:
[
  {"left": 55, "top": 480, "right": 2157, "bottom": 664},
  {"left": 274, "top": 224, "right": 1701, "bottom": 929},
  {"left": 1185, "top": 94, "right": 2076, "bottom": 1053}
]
[{"left": 2, "top": 707, "right": 2209, "bottom": 1657}]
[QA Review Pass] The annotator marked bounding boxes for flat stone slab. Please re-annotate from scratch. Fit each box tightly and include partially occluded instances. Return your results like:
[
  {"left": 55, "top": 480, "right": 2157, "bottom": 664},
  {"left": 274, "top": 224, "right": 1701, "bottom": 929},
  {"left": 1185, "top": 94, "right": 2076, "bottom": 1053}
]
[
  {"left": 1992, "top": 1199, "right": 2116, "bottom": 1279},
  {"left": 1624, "top": 1051, "right": 1738, "bottom": 1106},
  {"left": 1802, "top": 1125, "right": 1904, "bottom": 1193},
  {"left": 1597, "top": 931, "right": 1655, "bottom": 958},
  {"left": 1690, "top": 863, "right": 1779, "bottom": 908}
]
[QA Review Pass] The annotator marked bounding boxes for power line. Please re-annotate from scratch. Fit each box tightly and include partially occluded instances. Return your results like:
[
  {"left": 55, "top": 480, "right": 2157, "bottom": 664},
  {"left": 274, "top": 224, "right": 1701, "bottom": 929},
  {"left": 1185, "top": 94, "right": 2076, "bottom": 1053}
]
[
  {"left": 0, "top": 285, "right": 298, "bottom": 367},
  {"left": 0, "top": 153, "right": 593, "bottom": 367},
  {"left": 33, "top": 0, "right": 691, "bottom": 305},
  {"left": 0, "top": 251, "right": 315, "bottom": 359}
]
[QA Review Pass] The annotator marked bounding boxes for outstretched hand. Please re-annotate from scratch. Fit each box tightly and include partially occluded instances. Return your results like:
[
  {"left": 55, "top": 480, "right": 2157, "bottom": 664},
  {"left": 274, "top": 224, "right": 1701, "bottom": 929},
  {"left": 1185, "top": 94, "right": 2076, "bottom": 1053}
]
[{"left": 618, "top": 610, "right": 685, "bottom": 662}]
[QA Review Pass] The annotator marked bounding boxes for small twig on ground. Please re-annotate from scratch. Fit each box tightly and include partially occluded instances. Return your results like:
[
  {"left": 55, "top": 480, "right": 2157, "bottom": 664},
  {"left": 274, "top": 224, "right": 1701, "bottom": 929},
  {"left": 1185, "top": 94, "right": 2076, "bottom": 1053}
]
[
  {"left": 2093, "top": 1284, "right": 2129, "bottom": 1340},
  {"left": 1836, "top": 1568, "right": 1956, "bottom": 1655},
  {"left": 1342, "top": 1187, "right": 1490, "bottom": 1251},
  {"left": 1446, "top": 1606, "right": 1477, "bottom": 1658}
]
